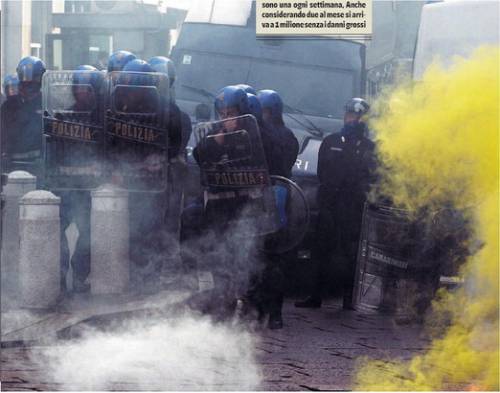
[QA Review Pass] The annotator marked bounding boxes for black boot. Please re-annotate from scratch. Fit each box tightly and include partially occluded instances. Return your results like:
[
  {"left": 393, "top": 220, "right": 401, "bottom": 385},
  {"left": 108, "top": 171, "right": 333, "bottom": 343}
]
[
  {"left": 256, "top": 304, "right": 266, "bottom": 324},
  {"left": 268, "top": 313, "right": 283, "bottom": 330},
  {"left": 294, "top": 296, "right": 322, "bottom": 308},
  {"left": 342, "top": 285, "right": 355, "bottom": 310},
  {"left": 342, "top": 293, "right": 355, "bottom": 310}
]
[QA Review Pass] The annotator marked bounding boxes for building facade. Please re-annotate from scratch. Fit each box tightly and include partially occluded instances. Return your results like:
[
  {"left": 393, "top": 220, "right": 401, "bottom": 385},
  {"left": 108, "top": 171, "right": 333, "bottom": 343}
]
[{"left": 0, "top": 0, "right": 186, "bottom": 88}]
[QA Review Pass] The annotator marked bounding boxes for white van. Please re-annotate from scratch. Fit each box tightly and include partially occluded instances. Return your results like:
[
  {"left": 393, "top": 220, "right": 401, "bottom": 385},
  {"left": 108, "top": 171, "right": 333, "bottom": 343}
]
[{"left": 413, "top": 0, "right": 499, "bottom": 80}]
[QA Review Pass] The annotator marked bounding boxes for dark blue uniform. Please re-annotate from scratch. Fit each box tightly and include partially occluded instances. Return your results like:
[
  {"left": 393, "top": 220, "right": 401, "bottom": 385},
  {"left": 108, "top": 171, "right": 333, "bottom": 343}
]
[
  {"left": 1, "top": 96, "right": 22, "bottom": 172},
  {"left": 6, "top": 56, "right": 45, "bottom": 178},
  {"left": 180, "top": 110, "right": 193, "bottom": 153},
  {"left": 3, "top": 94, "right": 44, "bottom": 178},
  {"left": 265, "top": 123, "right": 299, "bottom": 179},
  {"left": 109, "top": 59, "right": 176, "bottom": 292},
  {"left": 167, "top": 101, "right": 184, "bottom": 159},
  {"left": 247, "top": 119, "right": 298, "bottom": 327},
  {"left": 312, "top": 122, "right": 375, "bottom": 307},
  {"left": 127, "top": 103, "right": 177, "bottom": 291},
  {"left": 56, "top": 98, "right": 104, "bottom": 293},
  {"left": 165, "top": 107, "right": 192, "bottom": 247},
  {"left": 189, "top": 116, "right": 266, "bottom": 313}
]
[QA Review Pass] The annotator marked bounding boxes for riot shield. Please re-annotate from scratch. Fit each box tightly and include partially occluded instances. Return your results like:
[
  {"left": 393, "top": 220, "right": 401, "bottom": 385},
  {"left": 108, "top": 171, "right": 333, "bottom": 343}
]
[
  {"left": 194, "top": 115, "right": 279, "bottom": 236},
  {"left": 42, "top": 70, "right": 105, "bottom": 190},
  {"left": 258, "top": 175, "right": 310, "bottom": 254},
  {"left": 353, "top": 203, "right": 437, "bottom": 312},
  {"left": 105, "top": 71, "right": 169, "bottom": 192}
]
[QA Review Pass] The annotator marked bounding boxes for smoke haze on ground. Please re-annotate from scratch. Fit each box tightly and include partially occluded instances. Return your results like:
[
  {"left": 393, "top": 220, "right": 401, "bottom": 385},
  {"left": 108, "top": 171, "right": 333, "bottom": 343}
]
[{"left": 32, "top": 313, "right": 261, "bottom": 390}]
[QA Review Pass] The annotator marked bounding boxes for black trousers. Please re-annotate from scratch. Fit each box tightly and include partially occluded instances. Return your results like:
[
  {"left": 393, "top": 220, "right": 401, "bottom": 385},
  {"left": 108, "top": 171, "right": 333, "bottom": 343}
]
[
  {"left": 180, "top": 195, "right": 274, "bottom": 315},
  {"left": 59, "top": 191, "right": 91, "bottom": 289},
  {"left": 204, "top": 197, "right": 257, "bottom": 299},
  {"left": 179, "top": 199, "right": 204, "bottom": 274},
  {"left": 311, "top": 194, "right": 364, "bottom": 302},
  {"left": 129, "top": 191, "right": 168, "bottom": 277},
  {"left": 247, "top": 251, "right": 285, "bottom": 317}
]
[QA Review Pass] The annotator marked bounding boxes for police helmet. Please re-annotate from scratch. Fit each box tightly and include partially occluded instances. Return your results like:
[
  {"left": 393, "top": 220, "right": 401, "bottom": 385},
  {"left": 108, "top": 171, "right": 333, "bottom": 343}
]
[
  {"left": 3, "top": 74, "right": 19, "bottom": 97},
  {"left": 236, "top": 84, "right": 257, "bottom": 95},
  {"left": 119, "top": 59, "right": 155, "bottom": 87},
  {"left": 257, "top": 89, "right": 283, "bottom": 121},
  {"left": 344, "top": 97, "right": 370, "bottom": 115},
  {"left": 214, "top": 85, "right": 249, "bottom": 117},
  {"left": 107, "top": 50, "right": 137, "bottom": 72},
  {"left": 73, "top": 65, "right": 104, "bottom": 90},
  {"left": 76, "top": 65, "right": 97, "bottom": 72},
  {"left": 16, "top": 56, "right": 46, "bottom": 83},
  {"left": 149, "top": 56, "right": 176, "bottom": 87},
  {"left": 246, "top": 93, "right": 263, "bottom": 123},
  {"left": 123, "top": 59, "right": 154, "bottom": 73}
]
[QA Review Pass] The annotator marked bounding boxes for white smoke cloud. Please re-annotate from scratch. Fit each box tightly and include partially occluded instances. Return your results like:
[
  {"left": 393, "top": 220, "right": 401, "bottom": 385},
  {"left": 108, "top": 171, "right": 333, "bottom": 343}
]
[{"left": 32, "top": 313, "right": 262, "bottom": 390}]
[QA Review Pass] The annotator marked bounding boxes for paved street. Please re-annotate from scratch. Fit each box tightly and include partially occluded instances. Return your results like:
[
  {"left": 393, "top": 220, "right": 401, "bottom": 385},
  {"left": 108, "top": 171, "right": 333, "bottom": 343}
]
[
  {"left": 258, "top": 300, "right": 428, "bottom": 391},
  {"left": 1, "top": 297, "right": 429, "bottom": 391}
]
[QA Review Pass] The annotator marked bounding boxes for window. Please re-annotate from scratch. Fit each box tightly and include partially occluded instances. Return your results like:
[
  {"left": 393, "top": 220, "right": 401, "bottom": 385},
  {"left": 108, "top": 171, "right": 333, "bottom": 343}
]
[
  {"left": 247, "top": 60, "right": 355, "bottom": 118},
  {"left": 176, "top": 52, "right": 251, "bottom": 103},
  {"left": 176, "top": 50, "right": 355, "bottom": 118},
  {"left": 64, "top": 1, "right": 91, "bottom": 13},
  {"left": 30, "top": 43, "right": 41, "bottom": 58}
]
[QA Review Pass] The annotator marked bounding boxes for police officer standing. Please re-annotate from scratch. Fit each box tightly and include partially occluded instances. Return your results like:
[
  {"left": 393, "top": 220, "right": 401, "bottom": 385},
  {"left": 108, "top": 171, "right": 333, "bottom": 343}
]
[
  {"left": 55, "top": 65, "right": 105, "bottom": 294},
  {"left": 112, "top": 58, "right": 170, "bottom": 291},
  {"left": 149, "top": 56, "right": 190, "bottom": 158},
  {"left": 54, "top": 52, "right": 133, "bottom": 294},
  {"left": 3, "top": 57, "right": 46, "bottom": 178},
  {"left": 247, "top": 89, "right": 299, "bottom": 329},
  {"left": 295, "top": 98, "right": 375, "bottom": 310},
  {"left": 149, "top": 56, "right": 191, "bottom": 245},
  {"left": 190, "top": 85, "right": 254, "bottom": 314}
]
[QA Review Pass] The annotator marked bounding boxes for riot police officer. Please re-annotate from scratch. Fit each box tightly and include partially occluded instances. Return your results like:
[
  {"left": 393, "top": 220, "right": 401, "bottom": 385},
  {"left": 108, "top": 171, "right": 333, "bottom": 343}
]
[
  {"left": 188, "top": 86, "right": 292, "bottom": 326},
  {"left": 114, "top": 58, "right": 171, "bottom": 291},
  {"left": 56, "top": 65, "right": 105, "bottom": 293},
  {"left": 187, "top": 85, "right": 265, "bottom": 316},
  {"left": 149, "top": 56, "right": 190, "bottom": 156},
  {"left": 245, "top": 91, "right": 298, "bottom": 329},
  {"left": 257, "top": 89, "right": 299, "bottom": 179},
  {"left": 295, "top": 98, "right": 375, "bottom": 310},
  {"left": 149, "top": 56, "right": 192, "bottom": 254},
  {"left": 3, "top": 57, "right": 46, "bottom": 178}
]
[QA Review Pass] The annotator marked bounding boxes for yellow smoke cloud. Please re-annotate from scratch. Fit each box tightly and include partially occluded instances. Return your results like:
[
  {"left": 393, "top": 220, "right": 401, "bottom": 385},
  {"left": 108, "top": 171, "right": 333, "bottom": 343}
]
[{"left": 355, "top": 47, "right": 499, "bottom": 390}]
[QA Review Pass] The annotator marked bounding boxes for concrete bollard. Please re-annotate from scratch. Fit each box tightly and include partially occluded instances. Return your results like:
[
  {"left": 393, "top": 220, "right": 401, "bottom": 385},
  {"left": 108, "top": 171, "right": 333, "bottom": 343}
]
[
  {"left": 1, "top": 171, "right": 37, "bottom": 307},
  {"left": 18, "top": 190, "right": 61, "bottom": 308},
  {"left": 90, "top": 184, "right": 129, "bottom": 295}
]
